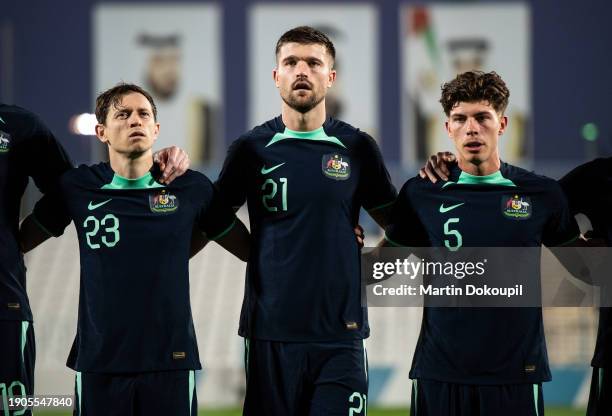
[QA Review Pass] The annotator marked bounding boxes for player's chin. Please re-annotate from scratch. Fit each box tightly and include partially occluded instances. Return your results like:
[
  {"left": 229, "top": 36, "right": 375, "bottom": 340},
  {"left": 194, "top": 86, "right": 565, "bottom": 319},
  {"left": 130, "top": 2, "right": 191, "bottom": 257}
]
[
  {"left": 462, "top": 152, "right": 485, "bottom": 164},
  {"left": 126, "top": 142, "right": 152, "bottom": 154}
]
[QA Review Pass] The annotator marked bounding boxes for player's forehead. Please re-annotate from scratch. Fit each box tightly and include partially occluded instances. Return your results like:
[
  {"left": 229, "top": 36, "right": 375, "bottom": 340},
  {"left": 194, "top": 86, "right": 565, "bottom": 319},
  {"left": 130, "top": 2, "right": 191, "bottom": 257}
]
[
  {"left": 449, "top": 100, "right": 497, "bottom": 117},
  {"left": 277, "top": 42, "right": 330, "bottom": 61},
  {"left": 110, "top": 92, "right": 153, "bottom": 113}
]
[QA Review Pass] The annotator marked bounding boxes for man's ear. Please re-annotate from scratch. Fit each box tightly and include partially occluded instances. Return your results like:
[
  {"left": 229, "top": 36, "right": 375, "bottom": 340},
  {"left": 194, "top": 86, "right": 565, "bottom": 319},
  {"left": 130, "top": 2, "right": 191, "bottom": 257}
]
[
  {"left": 327, "top": 69, "right": 336, "bottom": 88},
  {"left": 272, "top": 68, "right": 280, "bottom": 88},
  {"left": 152, "top": 123, "right": 160, "bottom": 143},
  {"left": 499, "top": 115, "right": 508, "bottom": 135},
  {"left": 95, "top": 124, "right": 107, "bottom": 144}
]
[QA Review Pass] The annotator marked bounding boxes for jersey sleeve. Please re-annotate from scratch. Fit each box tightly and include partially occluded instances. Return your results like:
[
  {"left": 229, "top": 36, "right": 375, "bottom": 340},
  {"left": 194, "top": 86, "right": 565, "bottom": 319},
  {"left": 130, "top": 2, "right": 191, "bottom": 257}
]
[
  {"left": 197, "top": 177, "right": 239, "bottom": 241},
  {"left": 358, "top": 133, "right": 397, "bottom": 211},
  {"left": 384, "top": 181, "right": 429, "bottom": 247},
  {"left": 542, "top": 181, "right": 581, "bottom": 247},
  {"left": 31, "top": 179, "right": 72, "bottom": 237},
  {"left": 215, "top": 137, "right": 248, "bottom": 209},
  {"left": 23, "top": 112, "right": 74, "bottom": 193},
  {"left": 558, "top": 160, "right": 597, "bottom": 216}
]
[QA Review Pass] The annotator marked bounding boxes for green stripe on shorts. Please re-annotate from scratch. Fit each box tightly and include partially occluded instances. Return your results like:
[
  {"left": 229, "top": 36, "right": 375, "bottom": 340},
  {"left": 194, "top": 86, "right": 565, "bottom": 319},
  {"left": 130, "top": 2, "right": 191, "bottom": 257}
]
[
  {"left": 533, "top": 384, "right": 539, "bottom": 416},
  {"left": 76, "top": 372, "right": 82, "bottom": 415},
  {"left": 20, "top": 321, "right": 29, "bottom": 364},
  {"left": 189, "top": 370, "right": 195, "bottom": 415}
]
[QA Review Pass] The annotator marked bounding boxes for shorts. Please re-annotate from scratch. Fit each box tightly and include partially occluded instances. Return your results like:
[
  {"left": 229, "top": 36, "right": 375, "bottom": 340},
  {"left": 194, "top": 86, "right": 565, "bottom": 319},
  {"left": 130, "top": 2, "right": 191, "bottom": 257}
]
[
  {"left": 243, "top": 339, "right": 368, "bottom": 416},
  {"left": 0, "top": 320, "right": 35, "bottom": 416},
  {"left": 73, "top": 370, "right": 197, "bottom": 416},
  {"left": 587, "top": 367, "right": 611, "bottom": 416},
  {"left": 410, "top": 378, "right": 544, "bottom": 416}
]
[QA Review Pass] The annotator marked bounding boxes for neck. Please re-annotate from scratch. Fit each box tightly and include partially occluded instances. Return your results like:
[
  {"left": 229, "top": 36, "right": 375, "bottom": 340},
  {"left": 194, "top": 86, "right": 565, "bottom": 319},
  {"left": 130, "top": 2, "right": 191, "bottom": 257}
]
[
  {"left": 109, "top": 150, "right": 154, "bottom": 179},
  {"left": 457, "top": 156, "right": 501, "bottom": 176},
  {"left": 281, "top": 101, "right": 327, "bottom": 131}
]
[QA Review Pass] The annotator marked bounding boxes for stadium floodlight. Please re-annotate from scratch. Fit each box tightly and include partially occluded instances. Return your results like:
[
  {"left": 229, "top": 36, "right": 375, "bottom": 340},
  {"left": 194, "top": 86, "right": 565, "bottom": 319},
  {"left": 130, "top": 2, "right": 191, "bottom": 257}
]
[{"left": 70, "top": 113, "right": 97, "bottom": 135}]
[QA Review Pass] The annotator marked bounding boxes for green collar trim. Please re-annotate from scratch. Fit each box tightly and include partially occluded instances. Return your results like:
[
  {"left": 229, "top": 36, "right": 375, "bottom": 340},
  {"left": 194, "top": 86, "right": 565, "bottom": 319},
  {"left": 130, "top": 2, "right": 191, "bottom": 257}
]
[
  {"left": 442, "top": 170, "right": 516, "bottom": 188},
  {"left": 101, "top": 172, "right": 164, "bottom": 190},
  {"left": 266, "top": 126, "right": 346, "bottom": 148}
]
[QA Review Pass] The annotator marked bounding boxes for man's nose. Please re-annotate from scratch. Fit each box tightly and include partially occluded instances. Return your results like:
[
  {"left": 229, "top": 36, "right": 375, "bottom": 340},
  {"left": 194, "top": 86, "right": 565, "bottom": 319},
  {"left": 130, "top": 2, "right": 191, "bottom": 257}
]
[
  {"left": 295, "top": 60, "right": 309, "bottom": 75},
  {"left": 465, "top": 117, "right": 478, "bottom": 135},
  {"left": 129, "top": 114, "right": 143, "bottom": 126}
]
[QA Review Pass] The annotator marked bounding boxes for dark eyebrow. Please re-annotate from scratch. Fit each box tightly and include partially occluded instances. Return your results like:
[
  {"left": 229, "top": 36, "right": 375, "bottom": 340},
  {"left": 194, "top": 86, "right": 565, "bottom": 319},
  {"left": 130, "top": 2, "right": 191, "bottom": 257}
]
[
  {"left": 282, "top": 55, "right": 323, "bottom": 64},
  {"left": 282, "top": 55, "right": 298, "bottom": 63}
]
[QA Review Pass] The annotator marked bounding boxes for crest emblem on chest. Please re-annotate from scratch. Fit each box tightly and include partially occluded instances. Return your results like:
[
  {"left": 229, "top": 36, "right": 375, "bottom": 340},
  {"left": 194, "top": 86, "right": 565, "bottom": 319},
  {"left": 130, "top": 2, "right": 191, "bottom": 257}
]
[
  {"left": 502, "top": 195, "right": 532, "bottom": 220},
  {"left": 149, "top": 190, "right": 179, "bottom": 213},
  {"left": 0, "top": 130, "right": 11, "bottom": 154},
  {"left": 322, "top": 154, "right": 350, "bottom": 181}
]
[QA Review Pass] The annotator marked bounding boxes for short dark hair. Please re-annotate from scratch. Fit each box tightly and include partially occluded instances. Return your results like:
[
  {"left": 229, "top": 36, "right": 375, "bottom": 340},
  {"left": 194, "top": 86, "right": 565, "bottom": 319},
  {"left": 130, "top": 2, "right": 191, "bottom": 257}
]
[
  {"left": 439, "top": 71, "right": 510, "bottom": 116},
  {"left": 95, "top": 83, "right": 158, "bottom": 124},
  {"left": 275, "top": 26, "right": 336, "bottom": 65}
]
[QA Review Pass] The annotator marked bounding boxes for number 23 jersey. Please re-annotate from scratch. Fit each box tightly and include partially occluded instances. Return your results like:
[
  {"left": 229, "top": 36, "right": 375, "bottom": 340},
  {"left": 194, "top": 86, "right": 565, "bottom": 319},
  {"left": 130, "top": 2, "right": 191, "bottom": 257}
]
[{"left": 32, "top": 163, "right": 236, "bottom": 373}]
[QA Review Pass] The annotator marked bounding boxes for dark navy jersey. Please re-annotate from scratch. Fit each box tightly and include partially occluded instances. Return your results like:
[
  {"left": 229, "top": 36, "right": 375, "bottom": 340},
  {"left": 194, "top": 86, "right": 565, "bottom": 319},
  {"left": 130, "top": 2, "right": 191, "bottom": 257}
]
[
  {"left": 386, "top": 163, "right": 580, "bottom": 384},
  {"left": 0, "top": 104, "right": 73, "bottom": 322},
  {"left": 217, "top": 116, "right": 396, "bottom": 342},
  {"left": 32, "top": 163, "right": 236, "bottom": 373},
  {"left": 559, "top": 157, "right": 612, "bottom": 368}
]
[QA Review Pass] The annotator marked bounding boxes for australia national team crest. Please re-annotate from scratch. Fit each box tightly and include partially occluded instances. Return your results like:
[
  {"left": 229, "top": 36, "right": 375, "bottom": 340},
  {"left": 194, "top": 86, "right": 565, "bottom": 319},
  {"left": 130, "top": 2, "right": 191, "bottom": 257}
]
[
  {"left": 322, "top": 153, "right": 350, "bottom": 181},
  {"left": 0, "top": 130, "right": 11, "bottom": 154},
  {"left": 502, "top": 194, "right": 532, "bottom": 220},
  {"left": 149, "top": 190, "right": 179, "bottom": 213}
]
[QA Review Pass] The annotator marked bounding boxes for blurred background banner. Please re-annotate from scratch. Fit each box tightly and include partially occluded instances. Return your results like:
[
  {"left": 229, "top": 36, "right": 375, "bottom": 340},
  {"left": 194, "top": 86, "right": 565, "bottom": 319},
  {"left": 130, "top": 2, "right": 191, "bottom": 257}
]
[
  {"left": 3, "top": 0, "right": 612, "bottom": 412},
  {"left": 401, "top": 3, "right": 531, "bottom": 165},
  {"left": 94, "top": 4, "right": 223, "bottom": 164},
  {"left": 249, "top": 4, "right": 380, "bottom": 140}
]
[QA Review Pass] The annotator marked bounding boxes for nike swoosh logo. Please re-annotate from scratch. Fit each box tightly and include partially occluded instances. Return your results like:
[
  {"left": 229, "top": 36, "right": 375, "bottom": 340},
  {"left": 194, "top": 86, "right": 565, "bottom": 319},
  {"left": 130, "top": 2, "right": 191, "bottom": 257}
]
[
  {"left": 88, "top": 199, "right": 112, "bottom": 210},
  {"left": 261, "top": 162, "right": 285, "bottom": 175},
  {"left": 439, "top": 202, "right": 464, "bottom": 213}
]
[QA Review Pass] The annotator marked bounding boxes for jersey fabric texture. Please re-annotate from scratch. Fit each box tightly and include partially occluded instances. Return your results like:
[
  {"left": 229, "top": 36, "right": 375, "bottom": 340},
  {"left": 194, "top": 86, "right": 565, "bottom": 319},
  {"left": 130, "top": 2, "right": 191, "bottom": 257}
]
[
  {"left": 74, "top": 370, "right": 197, "bottom": 416},
  {"left": 0, "top": 104, "right": 73, "bottom": 322},
  {"left": 385, "top": 163, "right": 580, "bottom": 384},
  {"left": 410, "top": 379, "right": 544, "bottom": 416},
  {"left": 243, "top": 339, "right": 368, "bottom": 416},
  {"left": 32, "top": 163, "right": 236, "bottom": 373},
  {"left": 559, "top": 157, "right": 612, "bottom": 368},
  {"left": 217, "top": 116, "right": 396, "bottom": 342}
]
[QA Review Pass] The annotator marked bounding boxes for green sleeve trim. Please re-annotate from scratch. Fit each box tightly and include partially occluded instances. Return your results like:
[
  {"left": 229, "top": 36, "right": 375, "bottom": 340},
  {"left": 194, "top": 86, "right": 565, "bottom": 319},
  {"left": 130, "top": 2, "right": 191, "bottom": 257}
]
[
  {"left": 384, "top": 234, "right": 406, "bottom": 247},
  {"left": 31, "top": 213, "right": 56, "bottom": 237},
  {"left": 556, "top": 234, "right": 580, "bottom": 247},
  {"left": 209, "top": 218, "right": 237, "bottom": 241},
  {"left": 366, "top": 200, "right": 395, "bottom": 212}
]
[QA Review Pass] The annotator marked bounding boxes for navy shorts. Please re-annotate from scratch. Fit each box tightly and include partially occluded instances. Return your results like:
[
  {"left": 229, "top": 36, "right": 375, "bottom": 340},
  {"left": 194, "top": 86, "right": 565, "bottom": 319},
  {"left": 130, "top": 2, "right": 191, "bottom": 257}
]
[
  {"left": 73, "top": 370, "right": 197, "bottom": 416},
  {"left": 243, "top": 339, "right": 368, "bottom": 416},
  {"left": 587, "top": 367, "right": 611, "bottom": 416},
  {"left": 0, "top": 320, "right": 35, "bottom": 416},
  {"left": 410, "top": 379, "right": 544, "bottom": 416}
]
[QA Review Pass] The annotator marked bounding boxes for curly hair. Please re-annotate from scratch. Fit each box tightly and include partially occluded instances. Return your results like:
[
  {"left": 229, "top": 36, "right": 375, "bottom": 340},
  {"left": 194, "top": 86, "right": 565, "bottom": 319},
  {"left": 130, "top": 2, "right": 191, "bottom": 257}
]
[
  {"left": 275, "top": 26, "right": 336, "bottom": 65},
  {"left": 439, "top": 71, "right": 510, "bottom": 116}
]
